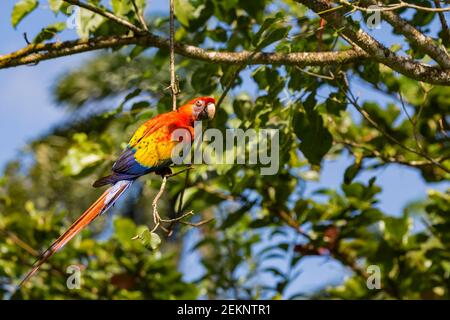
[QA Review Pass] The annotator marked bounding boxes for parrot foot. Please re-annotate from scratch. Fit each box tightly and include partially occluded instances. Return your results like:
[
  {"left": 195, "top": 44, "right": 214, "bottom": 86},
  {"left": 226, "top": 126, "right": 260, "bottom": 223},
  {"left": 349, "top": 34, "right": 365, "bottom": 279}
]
[{"left": 154, "top": 167, "right": 172, "bottom": 177}]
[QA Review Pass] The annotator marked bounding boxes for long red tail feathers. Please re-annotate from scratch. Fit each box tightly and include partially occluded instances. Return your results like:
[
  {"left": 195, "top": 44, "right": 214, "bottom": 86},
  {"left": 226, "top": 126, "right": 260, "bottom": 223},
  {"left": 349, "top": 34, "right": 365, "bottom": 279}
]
[{"left": 16, "top": 180, "right": 133, "bottom": 290}]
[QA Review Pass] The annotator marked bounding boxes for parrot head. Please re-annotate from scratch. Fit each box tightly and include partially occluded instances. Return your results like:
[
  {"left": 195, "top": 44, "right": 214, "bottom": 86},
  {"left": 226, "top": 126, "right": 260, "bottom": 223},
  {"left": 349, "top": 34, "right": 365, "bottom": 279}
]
[{"left": 179, "top": 96, "right": 216, "bottom": 121}]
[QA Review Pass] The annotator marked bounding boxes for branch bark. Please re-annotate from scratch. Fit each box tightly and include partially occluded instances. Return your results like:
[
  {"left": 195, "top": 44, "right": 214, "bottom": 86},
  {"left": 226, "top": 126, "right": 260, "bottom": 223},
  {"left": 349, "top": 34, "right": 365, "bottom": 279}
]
[
  {"left": 295, "top": 0, "right": 450, "bottom": 85},
  {"left": 362, "top": 0, "right": 450, "bottom": 68},
  {"left": 338, "top": 0, "right": 450, "bottom": 12},
  {"left": 0, "top": 32, "right": 368, "bottom": 69}
]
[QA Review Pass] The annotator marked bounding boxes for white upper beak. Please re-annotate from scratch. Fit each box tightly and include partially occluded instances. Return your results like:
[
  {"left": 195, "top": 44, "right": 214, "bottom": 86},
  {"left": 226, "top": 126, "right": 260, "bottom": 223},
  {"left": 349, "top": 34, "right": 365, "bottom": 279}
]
[{"left": 206, "top": 102, "right": 216, "bottom": 120}]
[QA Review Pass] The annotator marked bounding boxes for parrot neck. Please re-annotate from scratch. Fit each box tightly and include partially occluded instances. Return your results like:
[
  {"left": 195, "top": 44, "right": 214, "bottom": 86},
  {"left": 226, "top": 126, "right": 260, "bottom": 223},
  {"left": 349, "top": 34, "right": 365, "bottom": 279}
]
[{"left": 176, "top": 106, "right": 196, "bottom": 125}]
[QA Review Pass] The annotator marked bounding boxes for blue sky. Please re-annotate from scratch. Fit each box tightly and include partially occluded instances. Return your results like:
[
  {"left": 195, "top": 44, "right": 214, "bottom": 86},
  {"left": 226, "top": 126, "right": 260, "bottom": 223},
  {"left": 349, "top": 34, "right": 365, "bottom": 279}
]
[{"left": 1, "top": 0, "right": 449, "bottom": 297}]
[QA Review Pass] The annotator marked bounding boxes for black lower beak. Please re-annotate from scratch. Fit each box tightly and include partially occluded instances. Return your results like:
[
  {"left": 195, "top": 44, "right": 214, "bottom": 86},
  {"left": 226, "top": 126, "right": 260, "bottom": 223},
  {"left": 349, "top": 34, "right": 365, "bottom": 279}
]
[{"left": 200, "top": 108, "right": 208, "bottom": 120}]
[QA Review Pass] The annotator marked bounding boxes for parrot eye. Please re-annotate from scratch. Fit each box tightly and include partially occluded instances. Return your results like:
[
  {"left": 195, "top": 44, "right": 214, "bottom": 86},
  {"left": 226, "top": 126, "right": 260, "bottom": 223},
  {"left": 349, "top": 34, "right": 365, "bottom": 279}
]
[{"left": 195, "top": 100, "right": 203, "bottom": 107}]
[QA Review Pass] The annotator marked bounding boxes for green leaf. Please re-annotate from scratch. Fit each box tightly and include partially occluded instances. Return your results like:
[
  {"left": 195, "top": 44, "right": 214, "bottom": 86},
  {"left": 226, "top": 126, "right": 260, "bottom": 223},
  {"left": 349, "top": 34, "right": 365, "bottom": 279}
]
[
  {"left": 390, "top": 44, "right": 402, "bottom": 53},
  {"left": 208, "top": 27, "right": 227, "bottom": 42},
  {"left": 174, "top": 0, "right": 200, "bottom": 27},
  {"left": 174, "top": 0, "right": 193, "bottom": 26},
  {"left": 129, "top": 45, "right": 146, "bottom": 60},
  {"left": 135, "top": 109, "right": 155, "bottom": 121},
  {"left": 33, "top": 22, "right": 66, "bottom": 43},
  {"left": 292, "top": 105, "right": 333, "bottom": 165},
  {"left": 325, "top": 91, "right": 347, "bottom": 115},
  {"left": 303, "top": 92, "right": 317, "bottom": 113},
  {"left": 48, "top": 0, "right": 63, "bottom": 12},
  {"left": 60, "top": 133, "right": 105, "bottom": 176},
  {"left": 117, "top": 88, "right": 142, "bottom": 111},
  {"left": 77, "top": 8, "right": 105, "bottom": 39},
  {"left": 220, "top": 202, "right": 254, "bottom": 229},
  {"left": 342, "top": 182, "right": 365, "bottom": 198},
  {"left": 248, "top": 217, "right": 271, "bottom": 228},
  {"left": 253, "top": 13, "right": 290, "bottom": 50},
  {"left": 252, "top": 12, "right": 284, "bottom": 45},
  {"left": 191, "top": 64, "right": 218, "bottom": 94},
  {"left": 134, "top": 228, "right": 161, "bottom": 250},
  {"left": 220, "top": 64, "right": 241, "bottom": 89},
  {"left": 130, "top": 101, "right": 150, "bottom": 111},
  {"left": 11, "top": 0, "right": 38, "bottom": 28},
  {"left": 360, "top": 61, "right": 380, "bottom": 85},
  {"left": 256, "top": 27, "right": 290, "bottom": 50},
  {"left": 111, "top": 0, "right": 131, "bottom": 16},
  {"left": 114, "top": 217, "right": 137, "bottom": 248},
  {"left": 262, "top": 267, "right": 286, "bottom": 279},
  {"left": 344, "top": 162, "right": 361, "bottom": 184},
  {"left": 381, "top": 215, "right": 412, "bottom": 245}
]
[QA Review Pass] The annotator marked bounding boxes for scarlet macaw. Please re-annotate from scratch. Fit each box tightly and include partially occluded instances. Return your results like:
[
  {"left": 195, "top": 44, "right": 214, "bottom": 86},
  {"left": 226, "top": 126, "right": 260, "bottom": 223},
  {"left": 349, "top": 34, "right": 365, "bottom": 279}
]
[{"left": 18, "top": 96, "right": 216, "bottom": 287}]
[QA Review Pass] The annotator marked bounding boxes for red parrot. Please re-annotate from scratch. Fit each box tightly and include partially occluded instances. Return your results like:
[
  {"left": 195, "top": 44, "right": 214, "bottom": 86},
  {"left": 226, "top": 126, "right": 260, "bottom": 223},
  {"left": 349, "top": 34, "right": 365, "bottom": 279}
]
[{"left": 18, "top": 96, "right": 216, "bottom": 288}]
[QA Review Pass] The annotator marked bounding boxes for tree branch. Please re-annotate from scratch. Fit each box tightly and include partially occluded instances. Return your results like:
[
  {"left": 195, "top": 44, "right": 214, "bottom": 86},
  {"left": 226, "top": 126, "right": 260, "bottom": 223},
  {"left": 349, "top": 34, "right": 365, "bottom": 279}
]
[
  {"left": 338, "top": 0, "right": 450, "bottom": 12},
  {"left": 360, "top": 0, "right": 450, "bottom": 68},
  {"left": 0, "top": 33, "right": 368, "bottom": 69},
  {"left": 130, "top": 0, "right": 148, "bottom": 32},
  {"left": 296, "top": 0, "right": 450, "bottom": 85},
  {"left": 2, "top": 8, "right": 450, "bottom": 85}
]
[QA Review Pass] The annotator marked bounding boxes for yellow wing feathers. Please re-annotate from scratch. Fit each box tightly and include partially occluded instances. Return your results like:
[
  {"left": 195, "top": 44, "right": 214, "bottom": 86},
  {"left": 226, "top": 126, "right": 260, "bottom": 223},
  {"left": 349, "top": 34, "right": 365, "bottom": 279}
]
[{"left": 133, "top": 125, "right": 176, "bottom": 168}]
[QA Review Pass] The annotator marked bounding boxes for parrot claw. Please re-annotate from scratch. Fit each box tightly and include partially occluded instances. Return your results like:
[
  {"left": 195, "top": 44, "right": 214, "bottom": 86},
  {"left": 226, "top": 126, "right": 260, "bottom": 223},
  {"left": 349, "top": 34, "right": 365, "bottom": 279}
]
[{"left": 154, "top": 167, "right": 172, "bottom": 177}]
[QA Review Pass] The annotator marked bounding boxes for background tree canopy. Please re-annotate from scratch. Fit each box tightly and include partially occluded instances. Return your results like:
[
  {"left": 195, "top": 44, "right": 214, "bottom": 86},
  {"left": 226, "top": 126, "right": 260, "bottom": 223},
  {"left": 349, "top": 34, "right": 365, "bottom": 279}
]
[{"left": 0, "top": 0, "right": 449, "bottom": 299}]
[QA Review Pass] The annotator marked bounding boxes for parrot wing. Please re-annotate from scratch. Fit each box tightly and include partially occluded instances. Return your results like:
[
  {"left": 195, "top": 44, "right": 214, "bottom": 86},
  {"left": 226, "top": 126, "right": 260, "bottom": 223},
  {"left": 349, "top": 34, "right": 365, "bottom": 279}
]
[
  {"left": 93, "top": 112, "right": 192, "bottom": 187},
  {"left": 112, "top": 114, "right": 192, "bottom": 175}
]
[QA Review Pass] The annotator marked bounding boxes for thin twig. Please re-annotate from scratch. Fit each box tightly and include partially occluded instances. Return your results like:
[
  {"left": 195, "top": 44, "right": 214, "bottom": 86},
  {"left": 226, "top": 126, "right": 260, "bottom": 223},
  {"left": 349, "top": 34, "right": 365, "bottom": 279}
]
[
  {"left": 166, "top": 166, "right": 192, "bottom": 236},
  {"left": 160, "top": 210, "right": 194, "bottom": 223},
  {"left": 439, "top": 118, "right": 450, "bottom": 139},
  {"left": 23, "top": 33, "right": 31, "bottom": 45},
  {"left": 273, "top": 209, "right": 369, "bottom": 280},
  {"left": 0, "top": 229, "right": 67, "bottom": 293},
  {"left": 149, "top": 171, "right": 213, "bottom": 234},
  {"left": 169, "top": 0, "right": 179, "bottom": 111},
  {"left": 196, "top": 182, "right": 239, "bottom": 201},
  {"left": 179, "top": 218, "right": 214, "bottom": 227},
  {"left": 339, "top": 0, "right": 450, "bottom": 12},
  {"left": 398, "top": 91, "right": 423, "bottom": 151},
  {"left": 361, "top": 0, "right": 450, "bottom": 69},
  {"left": 277, "top": 209, "right": 312, "bottom": 241},
  {"left": 166, "top": 165, "right": 193, "bottom": 178},
  {"left": 177, "top": 169, "right": 189, "bottom": 214},
  {"left": 217, "top": 71, "right": 238, "bottom": 108},
  {"left": 0, "top": 229, "right": 39, "bottom": 257},
  {"left": 217, "top": 51, "right": 260, "bottom": 108},
  {"left": 150, "top": 176, "right": 168, "bottom": 232},
  {"left": 341, "top": 75, "right": 450, "bottom": 174},
  {"left": 434, "top": 0, "right": 450, "bottom": 44},
  {"left": 336, "top": 139, "right": 443, "bottom": 168},
  {"left": 295, "top": 66, "right": 335, "bottom": 80},
  {"left": 131, "top": 0, "right": 148, "bottom": 32},
  {"left": 296, "top": 0, "right": 450, "bottom": 85}
]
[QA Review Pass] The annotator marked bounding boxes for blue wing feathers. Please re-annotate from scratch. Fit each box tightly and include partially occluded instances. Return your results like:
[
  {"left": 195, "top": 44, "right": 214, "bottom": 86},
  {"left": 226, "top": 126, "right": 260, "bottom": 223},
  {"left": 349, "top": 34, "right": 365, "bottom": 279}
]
[
  {"left": 112, "top": 148, "right": 149, "bottom": 175},
  {"left": 93, "top": 146, "right": 173, "bottom": 188}
]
